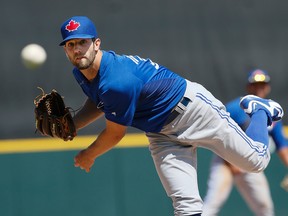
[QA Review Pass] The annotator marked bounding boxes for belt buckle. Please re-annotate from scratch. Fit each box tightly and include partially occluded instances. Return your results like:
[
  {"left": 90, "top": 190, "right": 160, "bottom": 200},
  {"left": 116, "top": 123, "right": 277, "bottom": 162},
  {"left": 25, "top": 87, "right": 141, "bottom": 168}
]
[
  {"left": 175, "top": 97, "right": 190, "bottom": 114},
  {"left": 164, "top": 97, "right": 191, "bottom": 126}
]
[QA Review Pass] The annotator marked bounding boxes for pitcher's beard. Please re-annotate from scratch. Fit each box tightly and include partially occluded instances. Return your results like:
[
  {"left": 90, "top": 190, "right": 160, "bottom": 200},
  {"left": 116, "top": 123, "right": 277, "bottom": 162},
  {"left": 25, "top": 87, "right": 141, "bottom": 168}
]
[
  {"left": 76, "top": 59, "right": 94, "bottom": 70},
  {"left": 75, "top": 50, "right": 97, "bottom": 70}
]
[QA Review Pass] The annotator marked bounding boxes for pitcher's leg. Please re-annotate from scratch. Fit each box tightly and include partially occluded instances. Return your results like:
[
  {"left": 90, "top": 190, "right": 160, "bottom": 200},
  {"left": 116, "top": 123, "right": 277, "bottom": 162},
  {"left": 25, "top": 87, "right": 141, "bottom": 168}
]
[
  {"left": 149, "top": 142, "right": 202, "bottom": 216},
  {"left": 204, "top": 114, "right": 271, "bottom": 172},
  {"left": 176, "top": 92, "right": 271, "bottom": 172},
  {"left": 245, "top": 111, "right": 269, "bottom": 145}
]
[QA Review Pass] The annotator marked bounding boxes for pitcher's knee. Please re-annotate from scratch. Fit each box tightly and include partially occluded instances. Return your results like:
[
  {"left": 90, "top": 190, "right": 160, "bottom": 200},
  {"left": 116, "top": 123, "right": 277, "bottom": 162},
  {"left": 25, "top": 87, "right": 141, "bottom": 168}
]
[{"left": 244, "top": 154, "right": 270, "bottom": 173}]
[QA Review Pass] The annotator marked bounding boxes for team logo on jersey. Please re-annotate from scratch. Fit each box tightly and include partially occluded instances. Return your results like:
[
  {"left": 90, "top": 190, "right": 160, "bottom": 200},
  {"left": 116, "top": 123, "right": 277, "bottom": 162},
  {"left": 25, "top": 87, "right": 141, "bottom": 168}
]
[
  {"left": 97, "top": 101, "right": 104, "bottom": 109},
  {"left": 65, "top": 20, "right": 80, "bottom": 32}
]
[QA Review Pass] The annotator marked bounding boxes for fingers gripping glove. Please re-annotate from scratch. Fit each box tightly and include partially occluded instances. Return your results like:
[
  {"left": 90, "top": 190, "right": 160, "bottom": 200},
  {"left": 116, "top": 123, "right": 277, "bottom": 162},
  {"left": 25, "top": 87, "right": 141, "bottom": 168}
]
[{"left": 34, "top": 88, "right": 77, "bottom": 141}]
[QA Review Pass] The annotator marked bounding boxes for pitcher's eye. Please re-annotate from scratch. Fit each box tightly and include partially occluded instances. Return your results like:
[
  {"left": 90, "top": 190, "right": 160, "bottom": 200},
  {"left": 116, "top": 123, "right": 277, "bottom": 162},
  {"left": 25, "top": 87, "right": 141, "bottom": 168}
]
[
  {"left": 79, "top": 39, "right": 88, "bottom": 45},
  {"left": 66, "top": 42, "right": 75, "bottom": 48}
]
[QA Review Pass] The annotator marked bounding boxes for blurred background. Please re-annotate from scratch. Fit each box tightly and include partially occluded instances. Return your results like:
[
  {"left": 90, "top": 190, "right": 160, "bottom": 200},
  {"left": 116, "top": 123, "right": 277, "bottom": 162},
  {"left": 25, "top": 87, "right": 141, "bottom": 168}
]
[{"left": 0, "top": 0, "right": 288, "bottom": 215}]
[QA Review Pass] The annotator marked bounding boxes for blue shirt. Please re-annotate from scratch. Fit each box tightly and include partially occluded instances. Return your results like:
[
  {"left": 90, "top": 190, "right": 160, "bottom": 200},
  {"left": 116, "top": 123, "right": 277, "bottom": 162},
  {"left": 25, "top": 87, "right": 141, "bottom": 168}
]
[
  {"left": 226, "top": 97, "right": 288, "bottom": 151},
  {"left": 73, "top": 50, "right": 186, "bottom": 132}
]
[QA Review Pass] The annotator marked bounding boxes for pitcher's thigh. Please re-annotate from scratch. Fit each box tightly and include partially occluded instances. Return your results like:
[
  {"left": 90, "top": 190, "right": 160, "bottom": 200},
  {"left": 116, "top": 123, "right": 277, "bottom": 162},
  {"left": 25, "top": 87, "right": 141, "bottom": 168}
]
[{"left": 199, "top": 115, "right": 269, "bottom": 172}]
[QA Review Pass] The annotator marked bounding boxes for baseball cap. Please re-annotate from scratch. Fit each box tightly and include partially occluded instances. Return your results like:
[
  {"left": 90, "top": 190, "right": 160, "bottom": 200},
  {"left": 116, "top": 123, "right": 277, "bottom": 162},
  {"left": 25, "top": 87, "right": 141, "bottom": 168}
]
[
  {"left": 247, "top": 69, "right": 271, "bottom": 83},
  {"left": 59, "top": 16, "right": 98, "bottom": 46}
]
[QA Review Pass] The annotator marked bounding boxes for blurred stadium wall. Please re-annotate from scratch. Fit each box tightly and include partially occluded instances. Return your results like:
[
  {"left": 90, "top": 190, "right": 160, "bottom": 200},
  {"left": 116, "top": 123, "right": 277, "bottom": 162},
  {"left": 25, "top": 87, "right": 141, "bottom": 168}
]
[{"left": 1, "top": 0, "right": 288, "bottom": 139}]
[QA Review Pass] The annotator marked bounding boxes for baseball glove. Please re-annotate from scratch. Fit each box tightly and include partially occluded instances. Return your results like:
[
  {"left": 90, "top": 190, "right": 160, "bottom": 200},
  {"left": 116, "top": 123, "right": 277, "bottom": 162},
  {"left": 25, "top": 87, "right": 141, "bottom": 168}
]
[{"left": 34, "top": 87, "right": 77, "bottom": 141}]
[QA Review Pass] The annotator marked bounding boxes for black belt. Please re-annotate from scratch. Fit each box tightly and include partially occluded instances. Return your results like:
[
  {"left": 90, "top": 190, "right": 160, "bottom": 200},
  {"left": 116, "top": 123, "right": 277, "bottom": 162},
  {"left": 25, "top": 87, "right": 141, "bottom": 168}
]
[{"left": 164, "top": 97, "right": 191, "bottom": 126}]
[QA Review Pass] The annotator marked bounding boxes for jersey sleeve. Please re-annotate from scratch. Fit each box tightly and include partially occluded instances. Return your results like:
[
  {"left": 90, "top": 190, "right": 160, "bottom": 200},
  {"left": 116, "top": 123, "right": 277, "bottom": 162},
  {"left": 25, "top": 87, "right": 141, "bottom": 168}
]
[{"left": 270, "top": 121, "right": 288, "bottom": 151}]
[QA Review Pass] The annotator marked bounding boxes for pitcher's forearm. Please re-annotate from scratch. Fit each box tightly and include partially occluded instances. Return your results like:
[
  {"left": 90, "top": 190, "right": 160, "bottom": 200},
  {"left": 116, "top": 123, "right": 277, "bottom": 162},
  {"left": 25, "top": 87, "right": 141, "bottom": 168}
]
[
  {"left": 278, "top": 147, "right": 288, "bottom": 167},
  {"left": 86, "top": 128, "right": 125, "bottom": 159},
  {"left": 74, "top": 120, "right": 127, "bottom": 172},
  {"left": 73, "top": 98, "right": 104, "bottom": 130}
]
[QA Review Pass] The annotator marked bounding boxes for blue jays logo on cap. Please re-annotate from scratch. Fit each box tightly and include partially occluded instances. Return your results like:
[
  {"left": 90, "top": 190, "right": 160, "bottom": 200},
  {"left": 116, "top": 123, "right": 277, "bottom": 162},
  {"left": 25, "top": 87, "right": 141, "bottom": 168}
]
[
  {"left": 59, "top": 16, "right": 98, "bottom": 46},
  {"left": 65, "top": 20, "right": 81, "bottom": 32},
  {"left": 248, "top": 69, "right": 271, "bottom": 83}
]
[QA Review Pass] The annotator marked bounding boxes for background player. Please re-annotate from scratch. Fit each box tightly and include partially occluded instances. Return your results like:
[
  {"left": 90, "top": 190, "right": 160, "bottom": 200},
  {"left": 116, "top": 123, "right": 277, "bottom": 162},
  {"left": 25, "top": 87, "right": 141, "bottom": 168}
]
[
  {"left": 59, "top": 16, "right": 284, "bottom": 216},
  {"left": 202, "top": 69, "right": 288, "bottom": 216}
]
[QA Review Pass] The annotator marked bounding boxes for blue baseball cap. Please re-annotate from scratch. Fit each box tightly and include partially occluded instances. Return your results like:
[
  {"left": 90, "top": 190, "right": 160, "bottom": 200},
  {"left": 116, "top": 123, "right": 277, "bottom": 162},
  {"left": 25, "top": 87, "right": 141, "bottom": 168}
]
[
  {"left": 59, "top": 16, "right": 98, "bottom": 46},
  {"left": 247, "top": 69, "right": 271, "bottom": 83}
]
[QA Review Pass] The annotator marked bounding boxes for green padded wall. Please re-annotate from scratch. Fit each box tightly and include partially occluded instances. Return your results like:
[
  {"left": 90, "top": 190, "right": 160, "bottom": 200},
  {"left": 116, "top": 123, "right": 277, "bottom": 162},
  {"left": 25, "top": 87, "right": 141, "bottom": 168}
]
[{"left": 0, "top": 147, "right": 287, "bottom": 216}]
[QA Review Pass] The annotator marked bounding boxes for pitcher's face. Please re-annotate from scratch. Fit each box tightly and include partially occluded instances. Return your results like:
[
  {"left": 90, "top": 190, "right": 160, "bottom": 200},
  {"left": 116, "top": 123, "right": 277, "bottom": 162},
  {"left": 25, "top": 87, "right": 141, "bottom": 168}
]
[{"left": 64, "top": 38, "right": 98, "bottom": 70}]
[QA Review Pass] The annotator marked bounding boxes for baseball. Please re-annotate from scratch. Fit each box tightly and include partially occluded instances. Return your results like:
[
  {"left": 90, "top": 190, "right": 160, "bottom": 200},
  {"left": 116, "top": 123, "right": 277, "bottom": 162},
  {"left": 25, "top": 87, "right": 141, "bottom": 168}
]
[{"left": 21, "top": 43, "right": 47, "bottom": 69}]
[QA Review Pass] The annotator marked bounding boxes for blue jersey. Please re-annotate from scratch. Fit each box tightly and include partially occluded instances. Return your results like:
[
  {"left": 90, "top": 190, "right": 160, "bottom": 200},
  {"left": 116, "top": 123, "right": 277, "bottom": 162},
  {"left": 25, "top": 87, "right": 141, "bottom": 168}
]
[
  {"left": 226, "top": 97, "right": 288, "bottom": 151},
  {"left": 73, "top": 50, "right": 186, "bottom": 132}
]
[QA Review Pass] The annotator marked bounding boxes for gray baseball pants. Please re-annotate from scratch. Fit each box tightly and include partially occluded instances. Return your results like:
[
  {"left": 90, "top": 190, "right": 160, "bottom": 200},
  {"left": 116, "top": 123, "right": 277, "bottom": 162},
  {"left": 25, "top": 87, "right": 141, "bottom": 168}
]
[{"left": 146, "top": 80, "right": 270, "bottom": 216}]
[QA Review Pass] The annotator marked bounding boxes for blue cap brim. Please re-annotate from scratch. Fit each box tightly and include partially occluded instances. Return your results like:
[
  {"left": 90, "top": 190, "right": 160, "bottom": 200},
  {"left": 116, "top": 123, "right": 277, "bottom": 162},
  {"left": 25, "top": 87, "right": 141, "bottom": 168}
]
[{"left": 59, "top": 34, "right": 95, "bottom": 46}]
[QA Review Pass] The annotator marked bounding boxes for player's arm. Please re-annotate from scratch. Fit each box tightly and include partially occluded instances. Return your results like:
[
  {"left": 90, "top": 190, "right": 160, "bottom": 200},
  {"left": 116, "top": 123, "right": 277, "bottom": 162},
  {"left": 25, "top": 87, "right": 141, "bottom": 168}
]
[
  {"left": 270, "top": 121, "right": 288, "bottom": 167},
  {"left": 74, "top": 119, "right": 127, "bottom": 172},
  {"left": 277, "top": 147, "right": 288, "bottom": 167},
  {"left": 73, "top": 98, "right": 104, "bottom": 130}
]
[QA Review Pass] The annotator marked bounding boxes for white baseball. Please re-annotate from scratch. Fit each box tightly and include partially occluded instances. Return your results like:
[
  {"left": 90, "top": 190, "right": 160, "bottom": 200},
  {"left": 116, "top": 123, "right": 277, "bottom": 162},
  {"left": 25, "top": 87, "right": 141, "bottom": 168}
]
[{"left": 21, "top": 43, "right": 47, "bottom": 69}]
